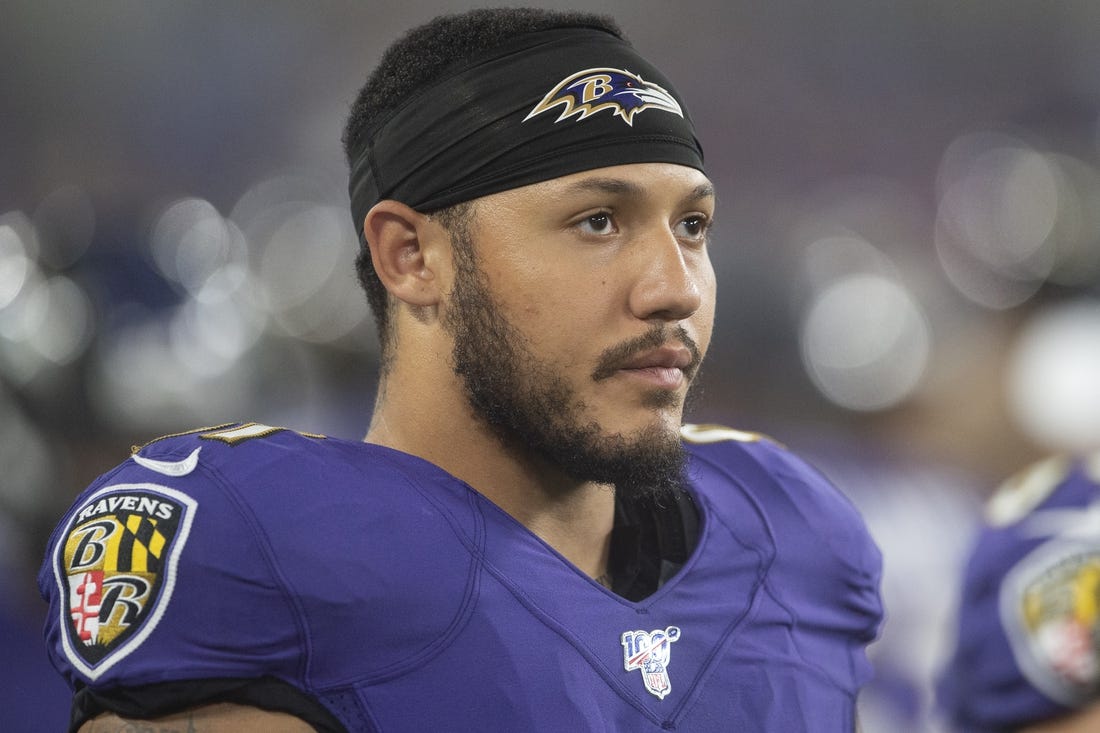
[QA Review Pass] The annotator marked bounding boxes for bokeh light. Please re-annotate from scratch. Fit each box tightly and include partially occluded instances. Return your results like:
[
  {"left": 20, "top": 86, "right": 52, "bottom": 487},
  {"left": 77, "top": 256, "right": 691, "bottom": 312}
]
[
  {"left": 256, "top": 203, "right": 371, "bottom": 346},
  {"left": 0, "top": 387, "right": 56, "bottom": 519},
  {"left": 935, "top": 131, "right": 1100, "bottom": 310},
  {"left": 24, "top": 275, "right": 95, "bottom": 365},
  {"left": 0, "top": 215, "right": 34, "bottom": 311},
  {"left": 6, "top": 5, "right": 1100, "bottom": 730},
  {"left": 800, "top": 272, "right": 931, "bottom": 412},
  {"left": 151, "top": 197, "right": 248, "bottom": 295},
  {"left": 1007, "top": 299, "right": 1100, "bottom": 453}
]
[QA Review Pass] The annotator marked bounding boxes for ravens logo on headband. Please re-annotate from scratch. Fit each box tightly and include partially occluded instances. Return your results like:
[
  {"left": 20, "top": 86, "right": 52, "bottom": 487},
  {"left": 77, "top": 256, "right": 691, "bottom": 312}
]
[{"left": 524, "top": 67, "right": 684, "bottom": 127}]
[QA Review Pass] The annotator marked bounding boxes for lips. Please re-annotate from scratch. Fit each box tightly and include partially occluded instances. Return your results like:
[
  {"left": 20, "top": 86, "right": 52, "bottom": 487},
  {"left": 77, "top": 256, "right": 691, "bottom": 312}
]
[
  {"left": 593, "top": 343, "right": 699, "bottom": 388},
  {"left": 618, "top": 347, "right": 694, "bottom": 373},
  {"left": 591, "top": 327, "right": 702, "bottom": 384},
  {"left": 616, "top": 348, "right": 693, "bottom": 390}
]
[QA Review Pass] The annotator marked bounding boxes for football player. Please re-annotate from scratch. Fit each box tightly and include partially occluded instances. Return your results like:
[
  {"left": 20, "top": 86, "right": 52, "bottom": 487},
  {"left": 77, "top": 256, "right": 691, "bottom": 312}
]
[
  {"left": 41, "top": 8, "right": 883, "bottom": 731},
  {"left": 939, "top": 453, "right": 1100, "bottom": 731}
]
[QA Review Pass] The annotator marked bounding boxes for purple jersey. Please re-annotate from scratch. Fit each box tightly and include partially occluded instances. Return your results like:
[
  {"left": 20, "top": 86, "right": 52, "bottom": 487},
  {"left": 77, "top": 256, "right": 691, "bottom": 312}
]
[
  {"left": 40, "top": 423, "right": 882, "bottom": 731},
  {"left": 938, "top": 455, "right": 1100, "bottom": 731}
]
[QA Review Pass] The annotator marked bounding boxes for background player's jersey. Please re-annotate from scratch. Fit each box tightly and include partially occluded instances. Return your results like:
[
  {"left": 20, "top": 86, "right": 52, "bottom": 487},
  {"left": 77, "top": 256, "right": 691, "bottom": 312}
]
[
  {"left": 938, "top": 454, "right": 1100, "bottom": 731},
  {"left": 40, "top": 422, "right": 883, "bottom": 732}
]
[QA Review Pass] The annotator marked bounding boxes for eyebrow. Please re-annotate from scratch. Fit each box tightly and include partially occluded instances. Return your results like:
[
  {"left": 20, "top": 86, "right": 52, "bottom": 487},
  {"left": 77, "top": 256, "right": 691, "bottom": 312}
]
[{"left": 559, "top": 177, "right": 715, "bottom": 204}]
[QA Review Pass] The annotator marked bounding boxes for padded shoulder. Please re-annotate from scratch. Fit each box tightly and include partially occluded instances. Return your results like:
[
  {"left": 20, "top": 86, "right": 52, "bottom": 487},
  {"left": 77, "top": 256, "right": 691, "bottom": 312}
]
[
  {"left": 39, "top": 424, "right": 308, "bottom": 694},
  {"left": 682, "top": 423, "right": 883, "bottom": 634},
  {"left": 683, "top": 423, "right": 880, "bottom": 576},
  {"left": 680, "top": 423, "right": 883, "bottom": 696},
  {"left": 40, "top": 423, "right": 480, "bottom": 698},
  {"left": 939, "top": 454, "right": 1100, "bottom": 729}
]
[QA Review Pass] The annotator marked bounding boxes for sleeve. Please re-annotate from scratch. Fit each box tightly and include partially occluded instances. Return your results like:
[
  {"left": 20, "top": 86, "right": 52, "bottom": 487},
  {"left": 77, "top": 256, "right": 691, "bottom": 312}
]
[
  {"left": 937, "top": 457, "right": 1100, "bottom": 731},
  {"left": 37, "top": 435, "right": 344, "bottom": 731}
]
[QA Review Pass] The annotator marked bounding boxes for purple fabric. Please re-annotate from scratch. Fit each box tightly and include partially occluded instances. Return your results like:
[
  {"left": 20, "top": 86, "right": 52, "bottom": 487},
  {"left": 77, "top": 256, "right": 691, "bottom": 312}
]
[
  {"left": 42, "top": 425, "right": 882, "bottom": 731},
  {"left": 938, "top": 460, "right": 1100, "bottom": 731}
]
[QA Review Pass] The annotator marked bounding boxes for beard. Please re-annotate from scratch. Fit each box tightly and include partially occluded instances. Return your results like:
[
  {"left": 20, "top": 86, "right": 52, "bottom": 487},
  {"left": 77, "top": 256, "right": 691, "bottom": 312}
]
[{"left": 441, "top": 226, "right": 703, "bottom": 501}]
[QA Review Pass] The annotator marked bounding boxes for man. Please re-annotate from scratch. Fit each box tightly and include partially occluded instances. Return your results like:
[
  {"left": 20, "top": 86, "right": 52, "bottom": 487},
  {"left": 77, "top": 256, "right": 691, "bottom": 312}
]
[
  {"left": 40, "top": 8, "right": 883, "bottom": 731},
  {"left": 939, "top": 454, "right": 1100, "bottom": 732}
]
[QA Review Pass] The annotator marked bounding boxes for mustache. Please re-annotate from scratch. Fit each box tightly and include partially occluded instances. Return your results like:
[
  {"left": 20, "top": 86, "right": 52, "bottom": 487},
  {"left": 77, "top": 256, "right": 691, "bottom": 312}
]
[{"left": 591, "top": 326, "right": 703, "bottom": 382}]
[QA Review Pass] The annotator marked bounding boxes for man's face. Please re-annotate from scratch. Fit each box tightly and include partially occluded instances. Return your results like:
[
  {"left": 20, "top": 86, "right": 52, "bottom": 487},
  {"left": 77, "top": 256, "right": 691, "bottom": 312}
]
[{"left": 441, "top": 162, "right": 717, "bottom": 498}]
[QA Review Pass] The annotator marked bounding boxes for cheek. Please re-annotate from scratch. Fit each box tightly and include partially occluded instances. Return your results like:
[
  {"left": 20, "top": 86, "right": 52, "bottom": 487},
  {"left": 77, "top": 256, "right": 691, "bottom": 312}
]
[
  {"left": 694, "top": 265, "right": 718, "bottom": 347},
  {"left": 485, "top": 272, "right": 583, "bottom": 353},
  {"left": 529, "top": 294, "right": 609, "bottom": 372}
]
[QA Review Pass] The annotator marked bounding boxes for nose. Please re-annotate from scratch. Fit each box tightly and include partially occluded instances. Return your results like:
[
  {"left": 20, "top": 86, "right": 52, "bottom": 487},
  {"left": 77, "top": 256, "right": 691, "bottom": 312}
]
[{"left": 628, "top": 227, "right": 707, "bottom": 323}]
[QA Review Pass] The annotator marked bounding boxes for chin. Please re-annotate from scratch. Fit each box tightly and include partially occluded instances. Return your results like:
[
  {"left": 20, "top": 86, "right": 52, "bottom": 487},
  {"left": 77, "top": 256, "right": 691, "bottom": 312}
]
[{"left": 602, "top": 408, "right": 684, "bottom": 443}]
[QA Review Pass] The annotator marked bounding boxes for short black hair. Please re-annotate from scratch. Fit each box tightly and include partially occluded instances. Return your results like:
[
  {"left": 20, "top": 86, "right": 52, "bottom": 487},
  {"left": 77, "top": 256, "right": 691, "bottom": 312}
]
[{"left": 343, "top": 8, "right": 623, "bottom": 353}]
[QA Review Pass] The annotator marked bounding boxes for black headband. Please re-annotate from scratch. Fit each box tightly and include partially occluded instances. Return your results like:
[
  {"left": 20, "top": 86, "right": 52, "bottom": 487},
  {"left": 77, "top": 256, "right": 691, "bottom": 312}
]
[{"left": 347, "top": 27, "right": 705, "bottom": 231}]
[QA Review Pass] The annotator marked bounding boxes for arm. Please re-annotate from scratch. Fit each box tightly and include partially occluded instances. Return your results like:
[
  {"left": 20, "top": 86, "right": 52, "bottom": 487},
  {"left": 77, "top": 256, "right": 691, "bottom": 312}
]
[{"left": 79, "top": 703, "right": 317, "bottom": 733}]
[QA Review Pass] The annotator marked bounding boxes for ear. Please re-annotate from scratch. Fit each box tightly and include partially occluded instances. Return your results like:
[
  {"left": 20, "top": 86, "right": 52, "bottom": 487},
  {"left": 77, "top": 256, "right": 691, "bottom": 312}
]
[{"left": 362, "top": 200, "right": 448, "bottom": 307}]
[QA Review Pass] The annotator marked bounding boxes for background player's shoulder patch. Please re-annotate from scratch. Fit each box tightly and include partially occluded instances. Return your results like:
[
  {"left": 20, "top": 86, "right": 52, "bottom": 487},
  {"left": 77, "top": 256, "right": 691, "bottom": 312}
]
[
  {"left": 52, "top": 483, "right": 198, "bottom": 681},
  {"left": 1000, "top": 538, "right": 1100, "bottom": 706}
]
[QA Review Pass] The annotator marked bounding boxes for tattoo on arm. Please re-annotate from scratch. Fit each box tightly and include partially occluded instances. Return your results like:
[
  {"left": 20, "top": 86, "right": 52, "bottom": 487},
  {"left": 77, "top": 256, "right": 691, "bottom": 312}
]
[
  {"left": 84, "top": 718, "right": 198, "bottom": 733},
  {"left": 78, "top": 703, "right": 317, "bottom": 732}
]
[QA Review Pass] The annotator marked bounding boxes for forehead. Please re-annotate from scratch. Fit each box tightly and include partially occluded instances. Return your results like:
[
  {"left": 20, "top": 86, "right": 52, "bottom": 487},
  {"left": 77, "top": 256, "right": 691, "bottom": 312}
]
[{"left": 481, "top": 162, "right": 714, "bottom": 209}]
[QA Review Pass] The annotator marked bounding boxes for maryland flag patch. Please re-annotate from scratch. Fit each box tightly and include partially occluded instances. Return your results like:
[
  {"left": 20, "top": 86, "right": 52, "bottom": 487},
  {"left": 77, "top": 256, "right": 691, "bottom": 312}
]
[
  {"left": 53, "top": 483, "right": 197, "bottom": 679},
  {"left": 1001, "top": 540, "right": 1100, "bottom": 705}
]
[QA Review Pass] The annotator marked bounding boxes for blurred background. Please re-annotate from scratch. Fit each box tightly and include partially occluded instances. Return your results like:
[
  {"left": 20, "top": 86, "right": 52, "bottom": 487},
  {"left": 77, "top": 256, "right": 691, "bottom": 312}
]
[{"left": 3, "top": 1, "right": 1100, "bottom": 730}]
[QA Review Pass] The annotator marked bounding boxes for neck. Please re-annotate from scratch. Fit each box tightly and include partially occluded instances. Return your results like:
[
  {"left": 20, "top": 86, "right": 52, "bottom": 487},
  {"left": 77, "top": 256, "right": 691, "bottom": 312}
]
[{"left": 366, "top": 351, "right": 615, "bottom": 580}]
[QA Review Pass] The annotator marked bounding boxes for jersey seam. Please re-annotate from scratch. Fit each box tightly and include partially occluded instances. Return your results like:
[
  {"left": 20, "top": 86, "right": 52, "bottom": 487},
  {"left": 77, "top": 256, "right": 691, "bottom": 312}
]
[
  {"left": 688, "top": 444, "right": 870, "bottom": 692},
  {"left": 696, "top": 441, "right": 874, "bottom": 575},
  {"left": 674, "top": 461, "right": 778, "bottom": 722},
  {"left": 322, "top": 449, "right": 483, "bottom": 688},
  {"left": 474, "top": 552, "right": 665, "bottom": 726},
  {"left": 195, "top": 461, "right": 318, "bottom": 692}
]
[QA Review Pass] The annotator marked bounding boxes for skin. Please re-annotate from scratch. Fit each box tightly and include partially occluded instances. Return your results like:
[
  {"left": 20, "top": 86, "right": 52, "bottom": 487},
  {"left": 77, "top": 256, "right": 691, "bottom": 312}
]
[
  {"left": 79, "top": 162, "right": 716, "bottom": 731},
  {"left": 366, "top": 162, "right": 715, "bottom": 578},
  {"left": 77, "top": 703, "right": 315, "bottom": 732},
  {"left": 1019, "top": 703, "right": 1100, "bottom": 732}
]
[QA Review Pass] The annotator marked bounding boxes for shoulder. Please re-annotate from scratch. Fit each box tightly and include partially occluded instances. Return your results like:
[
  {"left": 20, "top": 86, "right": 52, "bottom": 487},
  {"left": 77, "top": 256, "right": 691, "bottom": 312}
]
[
  {"left": 40, "top": 423, "right": 478, "bottom": 697},
  {"left": 103, "top": 422, "right": 460, "bottom": 534},
  {"left": 51, "top": 423, "right": 425, "bottom": 553},
  {"left": 682, "top": 423, "right": 876, "bottom": 553},
  {"left": 682, "top": 422, "right": 882, "bottom": 608},
  {"left": 127, "top": 422, "right": 347, "bottom": 485},
  {"left": 984, "top": 453, "right": 1100, "bottom": 528},
  {"left": 682, "top": 423, "right": 883, "bottom": 682},
  {"left": 940, "top": 454, "right": 1100, "bottom": 726},
  {"left": 682, "top": 422, "right": 830, "bottom": 489}
]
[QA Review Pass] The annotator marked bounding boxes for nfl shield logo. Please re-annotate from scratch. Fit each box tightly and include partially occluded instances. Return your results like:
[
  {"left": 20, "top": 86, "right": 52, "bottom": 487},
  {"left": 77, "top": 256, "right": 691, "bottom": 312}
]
[
  {"left": 622, "top": 626, "right": 681, "bottom": 699},
  {"left": 53, "top": 483, "right": 197, "bottom": 680}
]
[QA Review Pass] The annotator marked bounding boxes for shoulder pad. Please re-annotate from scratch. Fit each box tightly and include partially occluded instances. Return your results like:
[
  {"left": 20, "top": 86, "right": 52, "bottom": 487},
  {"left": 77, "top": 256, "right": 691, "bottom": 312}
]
[
  {"left": 132, "top": 422, "right": 326, "bottom": 454},
  {"left": 680, "top": 423, "right": 784, "bottom": 447},
  {"left": 986, "top": 453, "right": 1100, "bottom": 527},
  {"left": 940, "top": 453, "right": 1100, "bottom": 726}
]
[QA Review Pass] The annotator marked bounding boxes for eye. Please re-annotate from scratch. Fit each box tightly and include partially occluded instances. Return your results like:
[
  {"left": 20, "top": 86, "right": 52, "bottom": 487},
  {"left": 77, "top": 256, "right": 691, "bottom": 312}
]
[
  {"left": 675, "top": 214, "right": 711, "bottom": 242},
  {"left": 576, "top": 211, "right": 617, "bottom": 236}
]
